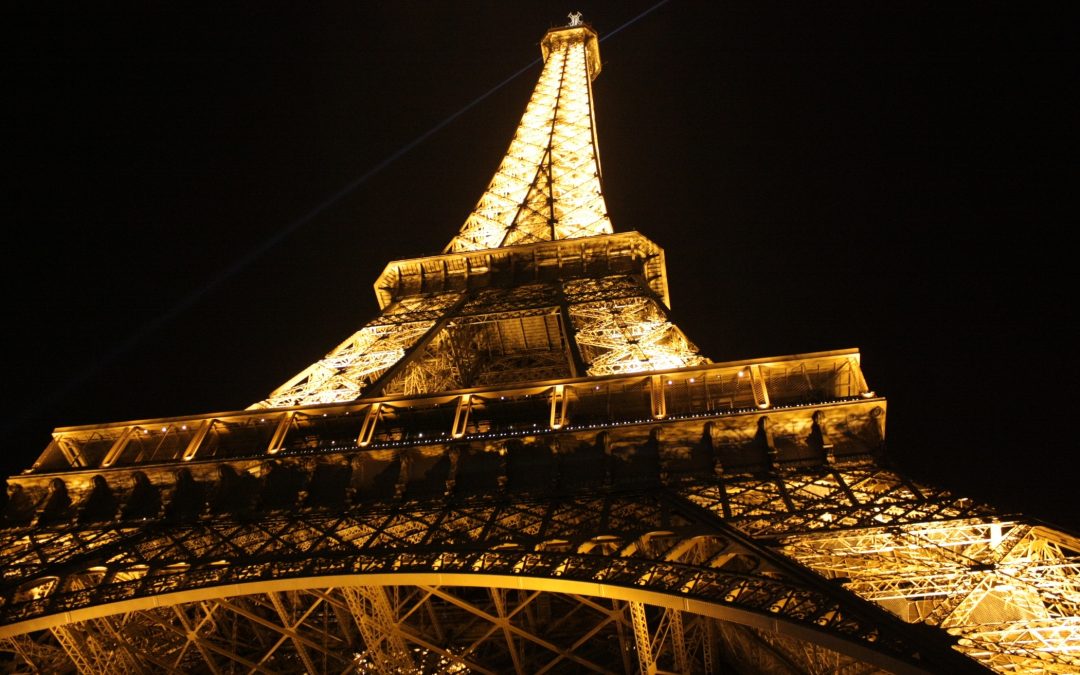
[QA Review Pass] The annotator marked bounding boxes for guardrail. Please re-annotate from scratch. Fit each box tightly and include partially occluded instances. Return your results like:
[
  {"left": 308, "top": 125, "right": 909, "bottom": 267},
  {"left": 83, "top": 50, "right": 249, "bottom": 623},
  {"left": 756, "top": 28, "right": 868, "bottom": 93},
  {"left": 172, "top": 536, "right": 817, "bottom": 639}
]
[{"left": 30, "top": 349, "right": 873, "bottom": 473}]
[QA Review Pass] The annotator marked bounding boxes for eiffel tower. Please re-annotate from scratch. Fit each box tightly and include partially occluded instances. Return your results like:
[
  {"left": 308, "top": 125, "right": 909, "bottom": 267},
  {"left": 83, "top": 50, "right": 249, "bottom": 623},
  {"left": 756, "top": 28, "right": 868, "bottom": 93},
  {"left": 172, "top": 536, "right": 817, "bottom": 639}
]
[{"left": 2, "top": 16, "right": 1078, "bottom": 675}]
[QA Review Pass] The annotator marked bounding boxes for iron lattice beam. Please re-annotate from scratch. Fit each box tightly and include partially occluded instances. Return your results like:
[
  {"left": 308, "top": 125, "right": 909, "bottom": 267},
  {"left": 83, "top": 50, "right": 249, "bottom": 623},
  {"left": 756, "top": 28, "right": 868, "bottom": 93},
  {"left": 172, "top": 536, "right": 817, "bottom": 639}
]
[{"left": 0, "top": 482, "right": 990, "bottom": 673}]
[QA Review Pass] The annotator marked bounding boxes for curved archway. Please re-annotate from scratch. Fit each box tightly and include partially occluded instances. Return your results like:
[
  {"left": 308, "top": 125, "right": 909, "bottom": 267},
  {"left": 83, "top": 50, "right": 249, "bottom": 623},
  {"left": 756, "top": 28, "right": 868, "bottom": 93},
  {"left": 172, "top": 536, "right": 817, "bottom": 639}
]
[{"left": 1, "top": 559, "right": 927, "bottom": 673}]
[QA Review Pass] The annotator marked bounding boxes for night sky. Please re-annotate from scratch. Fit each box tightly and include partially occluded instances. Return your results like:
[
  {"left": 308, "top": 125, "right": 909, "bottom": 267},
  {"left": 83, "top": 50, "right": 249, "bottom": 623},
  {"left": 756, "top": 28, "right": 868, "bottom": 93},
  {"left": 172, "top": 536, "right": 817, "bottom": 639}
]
[{"left": 7, "top": 3, "right": 1076, "bottom": 529}]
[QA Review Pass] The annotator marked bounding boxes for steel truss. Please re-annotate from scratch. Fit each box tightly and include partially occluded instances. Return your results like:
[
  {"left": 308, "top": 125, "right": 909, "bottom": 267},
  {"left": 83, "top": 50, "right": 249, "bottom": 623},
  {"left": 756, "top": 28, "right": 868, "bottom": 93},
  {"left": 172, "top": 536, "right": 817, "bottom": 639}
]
[
  {"left": 5, "top": 16, "right": 1078, "bottom": 675},
  {"left": 10, "top": 377, "right": 1078, "bottom": 672},
  {"left": 258, "top": 269, "right": 709, "bottom": 405},
  {"left": 781, "top": 520, "right": 1080, "bottom": 673},
  {"left": 256, "top": 293, "right": 464, "bottom": 409},
  {"left": 567, "top": 293, "right": 707, "bottom": 376},
  {"left": 3, "top": 586, "right": 744, "bottom": 674},
  {"left": 680, "top": 471, "right": 1080, "bottom": 673},
  {"left": 1, "top": 478, "right": 992, "bottom": 673}
]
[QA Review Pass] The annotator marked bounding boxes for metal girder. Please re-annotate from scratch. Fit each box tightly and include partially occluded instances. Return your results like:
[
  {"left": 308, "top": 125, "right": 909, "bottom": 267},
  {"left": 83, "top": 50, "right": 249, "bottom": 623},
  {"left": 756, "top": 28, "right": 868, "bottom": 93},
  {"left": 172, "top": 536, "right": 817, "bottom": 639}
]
[
  {"left": 0, "top": 485, "right": 981, "bottom": 673},
  {"left": 489, "top": 588, "right": 524, "bottom": 674},
  {"left": 628, "top": 603, "right": 700, "bottom": 675},
  {"left": 341, "top": 585, "right": 415, "bottom": 673},
  {"left": 683, "top": 470, "right": 1080, "bottom": 673},
  {"left": 566, "top": 292, "right": 707, "bottom": 376},
  {"left": 256, "top": 319, "right": 441, "bottom": 408},
  {"left": 680, "top": 467, "right": 997, "bottom": 537},
  {"left": 629, "top": 601, "right": 655, "bottom": 674},
  {"left": 715, "top": 620, "right": 885, "bottom": 674},
  {"left": 778, "top": 518, "right": 1080, "bottom": 673},
  {"left": 48, "top": 616, "right": 148, "bottom": 675},
  {"left": 668, "top": 609, "right": 690, "bottom": 673},
  {"left": 167, "top": 603, "right": 223, "bottom": 674},
  {"left": 139, "top": 600, "right": 284, "bottom": 673},
  {"left": 5, "top": 459, "right": 1072, "bottom": 673},
  {"left": 48, "top": 624, "right": 99, "bottom": 674},
  {"left": 256, "top": 291, "right": 469, "bottom": 408}
]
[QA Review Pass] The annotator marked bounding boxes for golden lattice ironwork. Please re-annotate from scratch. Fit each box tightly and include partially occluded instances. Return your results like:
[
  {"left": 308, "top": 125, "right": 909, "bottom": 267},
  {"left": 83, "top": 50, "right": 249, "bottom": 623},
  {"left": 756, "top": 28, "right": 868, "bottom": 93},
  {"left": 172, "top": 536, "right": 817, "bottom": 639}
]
[
  {"left": 2, "top": 15, "right": 1077, "bottom": 675},
  {"left": 256, "top": 293, "right": 465, "bottom": 409},
  {"left": 782, "top": 521, "right": 1080, "bottom": 673},
  {"left": 446, "top": 25, "right": 612, "bottom": 253}
]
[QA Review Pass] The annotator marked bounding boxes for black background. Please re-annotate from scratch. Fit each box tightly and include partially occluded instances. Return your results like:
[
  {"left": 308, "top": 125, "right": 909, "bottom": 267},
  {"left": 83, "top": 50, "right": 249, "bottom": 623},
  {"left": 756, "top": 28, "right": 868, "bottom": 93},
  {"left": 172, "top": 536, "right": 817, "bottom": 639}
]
[{"left": 6, "top": 2, "right": 1076, "bottom": 529}]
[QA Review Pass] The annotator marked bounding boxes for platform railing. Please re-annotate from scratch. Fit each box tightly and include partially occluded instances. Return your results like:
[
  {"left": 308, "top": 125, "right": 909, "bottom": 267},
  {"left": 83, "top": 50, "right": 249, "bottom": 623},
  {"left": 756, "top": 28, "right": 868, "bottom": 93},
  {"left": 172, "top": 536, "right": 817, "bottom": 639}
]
[{"left": 30, "top": 349, "right": 875, "bottom": 473}]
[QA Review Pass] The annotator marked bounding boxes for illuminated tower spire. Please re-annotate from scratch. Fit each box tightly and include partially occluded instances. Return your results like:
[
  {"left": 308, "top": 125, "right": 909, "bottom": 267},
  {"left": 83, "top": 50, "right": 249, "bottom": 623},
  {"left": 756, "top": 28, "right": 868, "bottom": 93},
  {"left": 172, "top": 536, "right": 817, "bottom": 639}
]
[{"left": 446, "top": 23, "right": 612, "bottom": 253}]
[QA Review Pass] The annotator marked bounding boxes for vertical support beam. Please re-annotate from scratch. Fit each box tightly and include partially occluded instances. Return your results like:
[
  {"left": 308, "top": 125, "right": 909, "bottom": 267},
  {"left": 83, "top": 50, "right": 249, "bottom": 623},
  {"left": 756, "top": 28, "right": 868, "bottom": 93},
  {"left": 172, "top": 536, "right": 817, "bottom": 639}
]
[
  {"left": 701, "top": 617, "right": 716, "bottom": 674},
  {"left": 452, "top": 394, "right": 473, "bottom": 438},
  {"left": 357, "top": 403, "right": 382, "bottom": 447},
  {"left": 629, "top": 601, "right": 656, "bottom": 675},
  {"left": 549, "top": 384, "right": 568, "bottom": 429},
  {"left": 650, "top": 375, "right": 667, "bottom": 419},
  {"left": 266, "top": 412, "right": 294, "bottom": 455},
  {"left": 557, "top": 294, "right": 589, "bottom": 378},
  {"left": 748, "top": 364, "right": 770, "bottom": 409},
  {"left": 613, "top": 604, "right": 635, "bottom": 673},
  {"left": 614, "top": 602, "right": 636, "bottom": 675},
  {"left": 101, "top": 426, "right": 136, "bottom": 468},
  {"left": 811, "top": 410, "right": 836, "bottom": 464},
  {"left": 341, "top": 586, "right": 415, "bottom": 673},
  {"left": 181, "top": 419, "right": 213, "bottom": 461},
  {"left": 848, "top": 356, "right": 876, "bottom": 398},
  {"left": 491, "top": 588, "right": 526, "bottom": 675},
  {"left": 667, "top": 609, "right": 690, "bottom": 674},
  {"left": 50, "top": 624, "right": 98, "bottom": 674}
]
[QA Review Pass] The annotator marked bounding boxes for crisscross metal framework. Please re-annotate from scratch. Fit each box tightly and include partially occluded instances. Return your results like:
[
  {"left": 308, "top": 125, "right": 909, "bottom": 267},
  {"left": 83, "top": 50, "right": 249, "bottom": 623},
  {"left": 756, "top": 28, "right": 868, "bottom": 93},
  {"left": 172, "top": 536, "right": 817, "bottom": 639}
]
[{"left": 3, "top": 16, "right": 1078, "bottom": 675}]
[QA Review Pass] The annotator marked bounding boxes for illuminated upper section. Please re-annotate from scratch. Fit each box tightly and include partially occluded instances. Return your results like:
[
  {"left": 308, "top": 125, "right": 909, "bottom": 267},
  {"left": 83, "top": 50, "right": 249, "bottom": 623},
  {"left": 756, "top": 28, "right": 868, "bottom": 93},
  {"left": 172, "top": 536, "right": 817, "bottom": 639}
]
[
  {"left": 444, "top": 24, "right": 613, "bottom": 253},
  {"left": 250, "top": 21, "right": 706, "bottom": 410}
]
